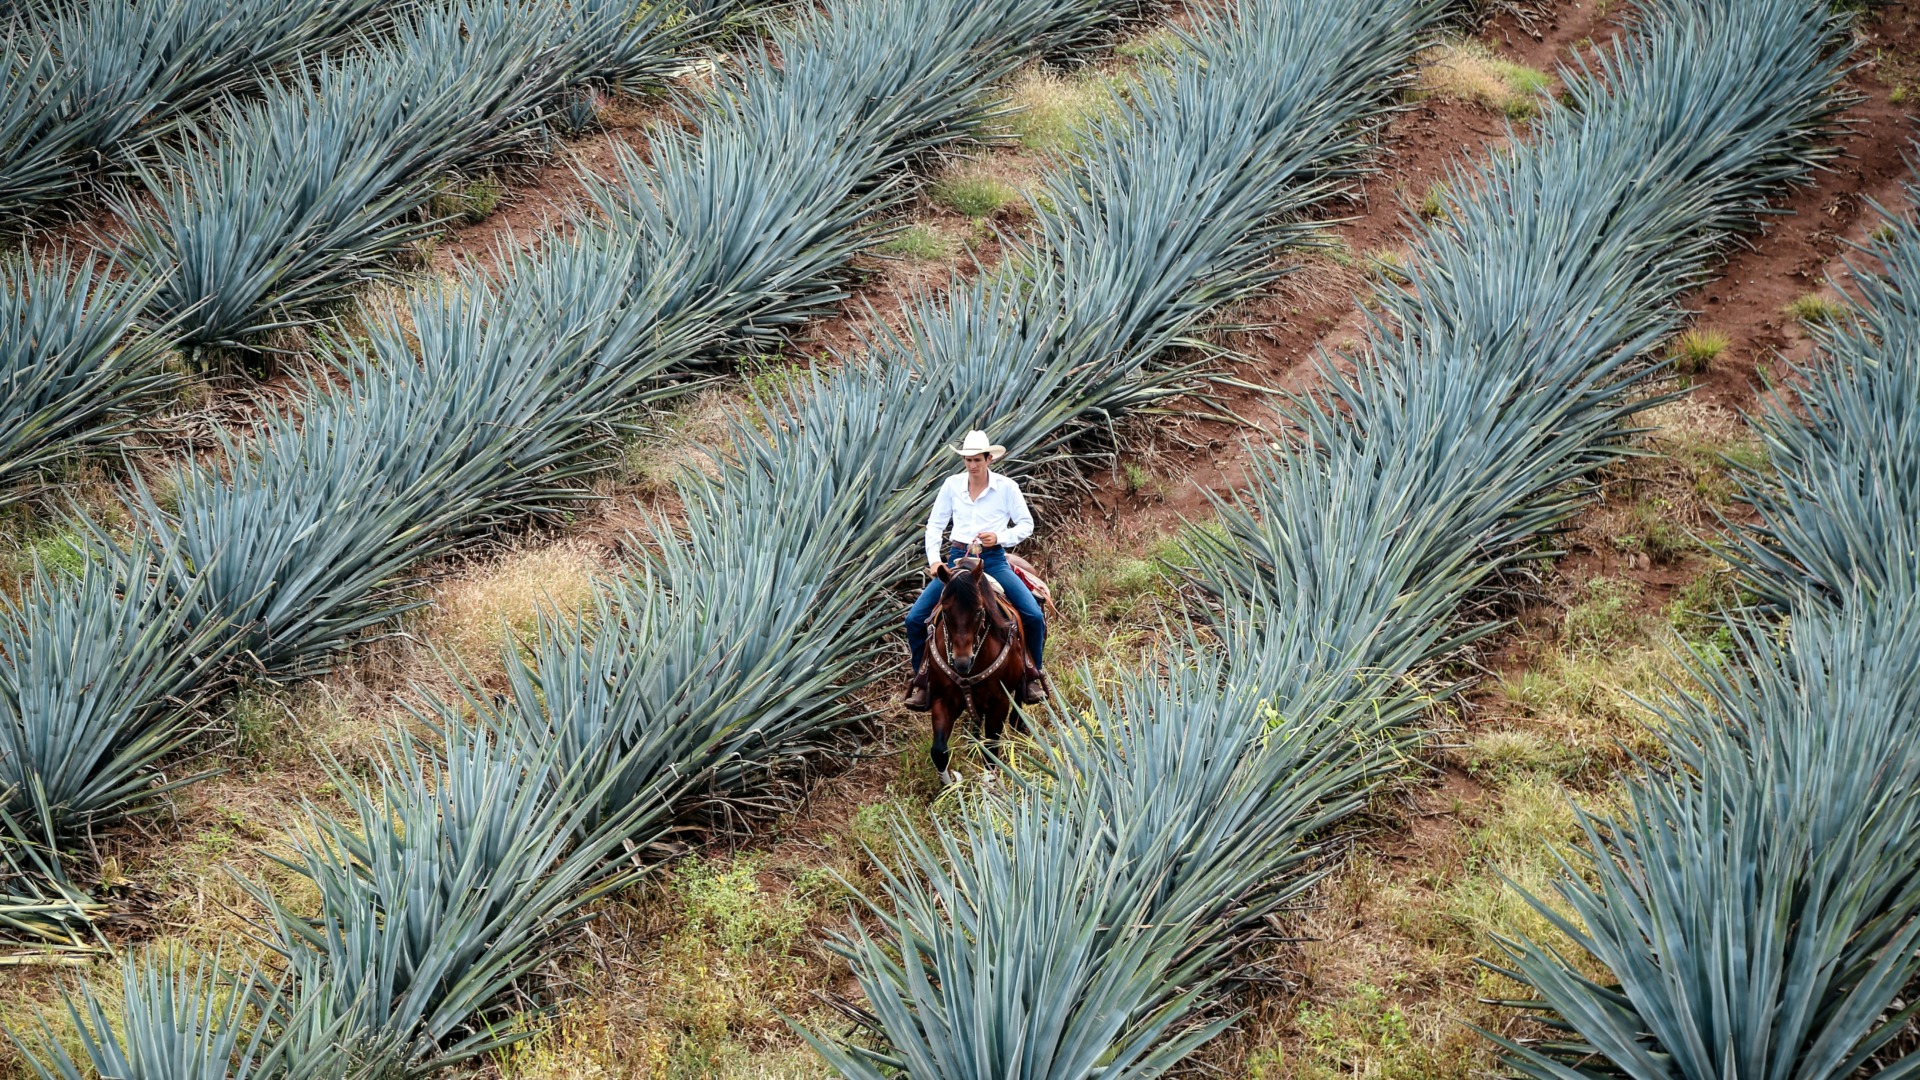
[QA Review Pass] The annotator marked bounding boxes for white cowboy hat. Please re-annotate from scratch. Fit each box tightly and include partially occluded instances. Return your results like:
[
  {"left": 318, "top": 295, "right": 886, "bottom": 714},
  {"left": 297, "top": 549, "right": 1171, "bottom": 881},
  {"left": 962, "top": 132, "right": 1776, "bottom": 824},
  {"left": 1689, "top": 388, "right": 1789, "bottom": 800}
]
[{"left": 950, "top": 429, "right": 1007, "bottom": 461}]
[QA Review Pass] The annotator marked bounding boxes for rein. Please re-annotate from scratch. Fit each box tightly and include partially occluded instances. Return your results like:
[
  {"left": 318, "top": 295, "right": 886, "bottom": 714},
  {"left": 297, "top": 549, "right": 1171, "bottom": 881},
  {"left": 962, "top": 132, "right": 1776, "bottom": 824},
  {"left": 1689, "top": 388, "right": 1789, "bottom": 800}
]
[{"left": 927, "top": 577, "right": 1018, "bottom": 715}]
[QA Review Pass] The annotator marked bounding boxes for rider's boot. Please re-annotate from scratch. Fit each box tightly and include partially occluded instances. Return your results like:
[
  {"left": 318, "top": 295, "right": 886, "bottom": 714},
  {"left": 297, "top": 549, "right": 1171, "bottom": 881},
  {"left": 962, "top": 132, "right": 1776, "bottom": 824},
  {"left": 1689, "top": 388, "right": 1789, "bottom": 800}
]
[
  {"left": 904, "top": 668, "right": 931, "bottom": 712},
  {"left": 1018, "top": 661, "right": 1049, "bottom": 705}
]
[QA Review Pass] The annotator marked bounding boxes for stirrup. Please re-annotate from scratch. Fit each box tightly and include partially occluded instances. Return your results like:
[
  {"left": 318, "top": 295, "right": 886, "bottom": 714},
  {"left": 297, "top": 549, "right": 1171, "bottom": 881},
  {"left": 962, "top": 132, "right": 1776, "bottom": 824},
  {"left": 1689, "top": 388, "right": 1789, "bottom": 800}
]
[
  {"left": 904, "top": 675, "right": 931, "bottom": 713},
  {"left": 1018, "top": 669, "right": 1049, "bottom": 705}
]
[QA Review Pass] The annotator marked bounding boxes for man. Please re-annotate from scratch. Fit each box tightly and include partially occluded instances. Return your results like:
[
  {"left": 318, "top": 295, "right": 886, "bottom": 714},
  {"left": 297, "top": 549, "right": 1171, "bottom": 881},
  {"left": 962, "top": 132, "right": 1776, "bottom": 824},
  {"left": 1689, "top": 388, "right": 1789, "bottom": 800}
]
[{"left": 904, "top": 430, "right": 1048, "bottom": 711}]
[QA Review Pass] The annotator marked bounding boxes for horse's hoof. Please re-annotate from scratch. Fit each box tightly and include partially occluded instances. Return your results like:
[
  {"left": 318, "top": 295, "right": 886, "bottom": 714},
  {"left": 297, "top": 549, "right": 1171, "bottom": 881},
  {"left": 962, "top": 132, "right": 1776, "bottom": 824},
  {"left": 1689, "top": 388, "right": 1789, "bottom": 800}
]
[{"left": 941, "top": 769, "right": 961, "bottom": 788}]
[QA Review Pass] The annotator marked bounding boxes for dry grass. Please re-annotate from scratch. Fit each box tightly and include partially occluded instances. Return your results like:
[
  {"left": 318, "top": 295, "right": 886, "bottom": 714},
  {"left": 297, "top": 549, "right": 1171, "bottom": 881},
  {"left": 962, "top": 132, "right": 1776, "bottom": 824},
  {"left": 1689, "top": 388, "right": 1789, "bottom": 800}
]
[
  {"left": 1417, "top": 39, "right": 1552, "bottom": 118},
  {"left": 614, "top": 387, "right": 739, "bottom": 497},
  {"left": 1786, "top": 290, "right": 1848, "bottom": 326},
  {"left": 432, "top": 539, "right": 604, "bottom": 668},
  {"left": 1003, "top": 64, "right": 1121, "bottom": 154}
]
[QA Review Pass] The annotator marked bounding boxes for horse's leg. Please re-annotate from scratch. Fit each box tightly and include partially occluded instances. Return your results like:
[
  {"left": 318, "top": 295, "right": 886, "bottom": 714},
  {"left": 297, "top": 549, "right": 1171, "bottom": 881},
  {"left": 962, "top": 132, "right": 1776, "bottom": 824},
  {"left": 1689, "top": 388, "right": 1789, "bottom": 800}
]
[
  {"left": 983, "top": 687, "right": 1006, "bottom": 752},
  {"left": 930, "top": 696, "right": 958, "bottom": 785},
  {"left": 1005, "top": 628, "right": 1031, "bottom": 738},
  {"left": 979, "top": 677, "right": 1012, "bottom": 784}
]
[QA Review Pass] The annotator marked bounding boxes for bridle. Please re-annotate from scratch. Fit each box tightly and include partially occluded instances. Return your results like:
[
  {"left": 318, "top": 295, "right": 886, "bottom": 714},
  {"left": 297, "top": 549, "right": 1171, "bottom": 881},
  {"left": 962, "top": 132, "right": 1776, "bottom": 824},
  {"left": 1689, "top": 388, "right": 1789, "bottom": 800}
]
[{"left": 926, "top": 571, "right": 1017, "bottom": 715}]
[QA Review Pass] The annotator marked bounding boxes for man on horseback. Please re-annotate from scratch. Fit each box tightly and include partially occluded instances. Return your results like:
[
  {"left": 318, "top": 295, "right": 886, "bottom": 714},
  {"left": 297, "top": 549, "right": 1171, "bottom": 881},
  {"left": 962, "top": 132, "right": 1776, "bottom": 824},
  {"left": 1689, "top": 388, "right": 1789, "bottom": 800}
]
[{"left": 904, "top": 430, "right": 1048, "bottom": 711}]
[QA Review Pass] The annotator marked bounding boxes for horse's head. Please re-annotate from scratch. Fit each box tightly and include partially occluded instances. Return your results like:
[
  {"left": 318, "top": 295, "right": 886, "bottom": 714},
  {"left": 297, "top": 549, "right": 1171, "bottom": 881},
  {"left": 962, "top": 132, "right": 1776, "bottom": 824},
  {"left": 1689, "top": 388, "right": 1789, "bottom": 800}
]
[{"left": 934, "top": 557, "right": 990, "bottom": 675}]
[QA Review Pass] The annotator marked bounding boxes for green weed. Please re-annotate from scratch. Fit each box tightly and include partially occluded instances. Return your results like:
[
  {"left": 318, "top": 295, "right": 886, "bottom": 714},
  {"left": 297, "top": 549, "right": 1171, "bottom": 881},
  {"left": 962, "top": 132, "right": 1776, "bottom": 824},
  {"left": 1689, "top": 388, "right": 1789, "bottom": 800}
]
[
  {"left": 674, "top": 856, "right": 809, "bottom": 957},
  {"left": 1667, "top": 327, "right": 1728, "bottom": 374},
  {"left": 1613, "top": 497, "right": 1694, "bottom": 563},
  {"left": 1418, "top": 39, "right": 1550, "bottom": 119},
  {"left": 1668, "top": 566, "right": 1742, "bottom": 648},
  {"left": 226, "top": 688, "right": 292, "bottom": 769},
  {"left": 3, "top": 525, "right": 88, "bottom": 583},
  {"left": 433, "top": 174, "right": 506, "bottom": 225},
  {"left": 1785, "top": 292, "right": 1846, "bottom": 327},
  {"left": 1436, "top": 776, "right": 1598, "bottom": 962},
  {"left": 1120, "top": 461, "right": 1158, "bottom": 496},
  {"left": 933, "top": 174, "right": 1018, "bottom": 218},
  {"left": 1114, "top": 27, "right": 1183, "bottom": 62},
  {"left": 1006, "top": 66, "right": 1119, "bottom": 152},
  {"left": 1563, "top": 577, "right": 1643, "bottom": 653},
  {"left": 741, "top": 355, "right": 807, "bottom": 401},
  {"left": 1458, "top": 728, "right": 1585, "bottom": 782},
  {"left": 1363, "top": 247, "right": 1410, "bottom": 284},
  {"left": 877, "top": 223, "right": 956, "bottom": 261},
  {"left": 1283, "top": 981, "right": 1475, "bottom": 1080}
]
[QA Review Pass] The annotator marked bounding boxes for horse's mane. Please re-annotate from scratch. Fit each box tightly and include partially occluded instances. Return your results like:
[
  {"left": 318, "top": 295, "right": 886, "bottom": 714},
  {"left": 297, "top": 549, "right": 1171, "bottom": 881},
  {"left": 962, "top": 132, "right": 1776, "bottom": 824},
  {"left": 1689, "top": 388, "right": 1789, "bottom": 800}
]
[{"left": 945, "top": 562, "right": 1014, "bottom": 635}]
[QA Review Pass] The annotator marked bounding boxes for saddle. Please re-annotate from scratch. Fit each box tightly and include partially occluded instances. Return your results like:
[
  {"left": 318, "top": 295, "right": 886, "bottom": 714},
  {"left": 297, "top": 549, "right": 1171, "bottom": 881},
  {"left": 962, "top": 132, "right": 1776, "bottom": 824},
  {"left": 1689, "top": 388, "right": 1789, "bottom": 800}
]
[{"left": 1006, "top": 552, "right": 1054, "bottom": 611}]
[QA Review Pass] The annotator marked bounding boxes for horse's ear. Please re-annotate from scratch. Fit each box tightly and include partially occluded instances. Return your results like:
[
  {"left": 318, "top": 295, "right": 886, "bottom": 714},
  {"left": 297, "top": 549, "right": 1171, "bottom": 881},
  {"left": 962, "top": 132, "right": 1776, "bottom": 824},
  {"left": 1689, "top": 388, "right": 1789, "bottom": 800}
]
[{"left": 934, "top": 563, "right": 953, "bottom": 582}]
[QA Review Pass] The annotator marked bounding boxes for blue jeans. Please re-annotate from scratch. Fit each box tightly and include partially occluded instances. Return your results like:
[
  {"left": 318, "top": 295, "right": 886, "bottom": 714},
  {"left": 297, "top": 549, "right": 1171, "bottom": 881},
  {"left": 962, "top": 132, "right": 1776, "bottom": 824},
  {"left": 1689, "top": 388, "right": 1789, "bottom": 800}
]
[{"left": 907, "top": 545, "right": 1045, "bottom": 675}]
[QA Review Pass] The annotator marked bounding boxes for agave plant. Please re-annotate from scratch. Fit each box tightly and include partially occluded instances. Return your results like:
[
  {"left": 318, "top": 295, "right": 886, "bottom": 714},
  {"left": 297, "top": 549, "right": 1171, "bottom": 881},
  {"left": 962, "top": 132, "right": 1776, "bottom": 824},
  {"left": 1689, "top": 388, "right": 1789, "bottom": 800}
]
[
  {"left": 0, "top": 35, "right": 98, "bottom": 228},
  {"left": 813, "top": 640, "right": 1418, "bottom": 1079},
  {"left": 258, "top": 722, "right": 655, "bottom": 1078},
  {"left": 587, "top": 0, "right": 1156, "bottom": 360},
  {"left": 0, "top": 553, "right": 235, "bottom": 847},
  {"left": 1496, "top": 97, "right": 1919, "bottom": 1077},
  {"left": 1728, "top": 190, "right": 1920, "bottom": 610},
  {"left": 553, "top": 0, "right": 1443, "bottom": 849},
  {"left": 1491, "top": 595, "right": 1920, "bottom": 1078},
  {"left": 0, "top": 0, "right": 1112, "bottom": 894},
  {"left": 817, "top": 0, "right": 1854, "bottom": 1072},
  {"left": 0, "top": 250, "right": 175, "bottom": 504},
  {"left": 0, "top": 803, "right": 106, "bottom": 962}
]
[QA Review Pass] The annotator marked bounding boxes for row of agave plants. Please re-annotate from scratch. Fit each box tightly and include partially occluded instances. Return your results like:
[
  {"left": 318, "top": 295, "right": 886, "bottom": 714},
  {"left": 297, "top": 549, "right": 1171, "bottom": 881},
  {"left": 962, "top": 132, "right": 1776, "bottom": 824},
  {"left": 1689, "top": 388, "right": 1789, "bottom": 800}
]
[
  {"left": 1, "top": 0, "right": 377, "bottom": 227},
  {"left": 117, "top": 0, "right": 732, "bottom": 357},
  {"left": 0, "top": 0, "right": 1183, "bottom": 1072},
  {"left": 807, "top": 0, "right": 1861, "bottom": 1073},
  {"left": 1490, "top": 180, "right": 1920, "bottom": 1071},
  {"left": 2, "top": 0, "right": 1444, "bottom": 1070},
  {"left": 0, "top": 0, "right": 739, "bottom": 509}
]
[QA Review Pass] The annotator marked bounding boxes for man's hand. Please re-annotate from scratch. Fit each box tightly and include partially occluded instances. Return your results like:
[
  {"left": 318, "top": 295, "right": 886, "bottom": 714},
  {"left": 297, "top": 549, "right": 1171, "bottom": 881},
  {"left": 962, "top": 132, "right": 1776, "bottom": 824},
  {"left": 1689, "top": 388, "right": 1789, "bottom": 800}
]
[
  {"left": 928, "top": 562, "right": 942, "bottom": 577},
  {"left": 976, "top": 531, "right": 999, "bottom": 548}
]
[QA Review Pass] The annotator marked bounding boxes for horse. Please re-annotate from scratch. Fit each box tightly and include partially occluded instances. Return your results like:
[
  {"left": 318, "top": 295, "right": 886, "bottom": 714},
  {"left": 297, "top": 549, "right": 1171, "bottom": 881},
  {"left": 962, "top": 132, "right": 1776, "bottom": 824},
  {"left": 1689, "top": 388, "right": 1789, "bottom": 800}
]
[{"left": 923, "top": 556, "right": 1029, "bottom": 785}]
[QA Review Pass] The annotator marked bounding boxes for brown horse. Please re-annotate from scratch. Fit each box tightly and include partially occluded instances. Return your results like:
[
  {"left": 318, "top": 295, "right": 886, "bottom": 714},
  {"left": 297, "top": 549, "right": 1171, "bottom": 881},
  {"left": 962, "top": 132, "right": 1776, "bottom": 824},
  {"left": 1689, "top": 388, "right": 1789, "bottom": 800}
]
[{"left": 924, "top": 557, "right": 1029, "bottom": 785}]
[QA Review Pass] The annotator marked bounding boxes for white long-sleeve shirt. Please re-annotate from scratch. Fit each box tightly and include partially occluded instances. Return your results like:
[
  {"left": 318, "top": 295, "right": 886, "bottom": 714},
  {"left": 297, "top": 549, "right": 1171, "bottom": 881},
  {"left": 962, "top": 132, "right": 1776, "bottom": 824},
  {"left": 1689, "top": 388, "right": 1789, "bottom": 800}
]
[{"left": 925, "top": 471, "right": 1034, "bottom": 565}]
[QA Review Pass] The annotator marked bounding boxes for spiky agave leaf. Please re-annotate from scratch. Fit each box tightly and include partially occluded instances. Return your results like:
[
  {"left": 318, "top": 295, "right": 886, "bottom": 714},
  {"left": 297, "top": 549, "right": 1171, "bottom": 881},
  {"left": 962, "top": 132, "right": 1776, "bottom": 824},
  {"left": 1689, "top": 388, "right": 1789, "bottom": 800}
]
[
  {"left": 9, "top": 947, "right": 284, "bottom": 1080},
  {"left": 586, "top": 0, "right": 1154, "bottom": 359},
  {"left": 488, "top": 556, "right": 877, "bottom": 841},
  {"left": 0, "top": 250, "right": 175, "bottom": 504},
  {"left": 827, "top": 0, "right": 1855, "bottom": 1072},
  {"left": 798, "top": 0, "right": 1450, "bottom": 1070},
  {"left": 0, "top": 34, "right": 99, "bottom": 228},
  {"left": 0, "top": 803, "right": 106, "bottom": 960},
  {"left": 112, "top": 231, "right": 712, "bottom": 678},
  {"left": 588, "top": 0, "right": 1446, "bottom": 818},
  {"left": 1034, "top": 0, "right": 1430, "bottom": 367},
  {"left": 813, "top": 639, "right": 1421, "bottom": 1079},
  {"left": 1200, "top": 0, "right": 1850, "bottom": 638}
]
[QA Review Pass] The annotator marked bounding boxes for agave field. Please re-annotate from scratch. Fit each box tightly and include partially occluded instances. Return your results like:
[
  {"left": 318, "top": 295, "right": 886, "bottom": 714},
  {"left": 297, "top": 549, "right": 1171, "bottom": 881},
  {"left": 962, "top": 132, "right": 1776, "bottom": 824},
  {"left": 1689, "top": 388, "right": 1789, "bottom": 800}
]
[{"left": 2, "top": 0, "right": 1916, "bottom": 1074}]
